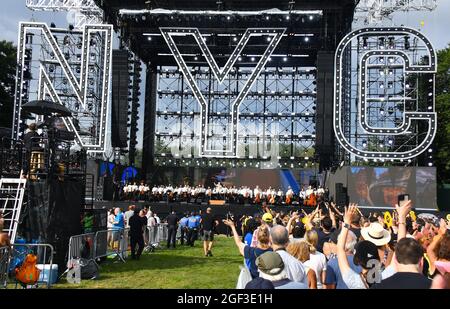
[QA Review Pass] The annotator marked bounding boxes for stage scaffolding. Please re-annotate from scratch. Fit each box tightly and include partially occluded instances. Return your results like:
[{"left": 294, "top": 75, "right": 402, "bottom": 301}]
[{"left": 154, "top": 65, "right": 317, "bottom": 169}]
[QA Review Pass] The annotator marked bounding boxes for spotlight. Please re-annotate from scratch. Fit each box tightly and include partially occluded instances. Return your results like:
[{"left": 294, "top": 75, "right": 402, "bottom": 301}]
[
  {"left": 233, "top": 36, "right": 237, "bottom": 42},
  {"left": 238, "top": 56, "right": 242, "bottom": 61},
  {"left": 286, "top": 15, "right": 290, "bottom": 20},
  {"left": 309, "top": 15, "right": 314, "bottom": 20},
  {"left": 147, "top": 36, "right": 152, "bottom": 41},
  {"left": 267, "top": 36, "right": 271, "bottom": 42},
  {"left": 251, "top": 57, "right": 255, "bottom": 61},
  {"left": 283, "top": 57, "right": 287, "bottom": 62},
  {"left": 227, "top": 16, "right": 231, "bottom": 20},
  {"left": 194, "top": 56, "right": 198, "bottom": 61},
  {"left": 304, "top": 37, "right": 309, "bottom": 42}
]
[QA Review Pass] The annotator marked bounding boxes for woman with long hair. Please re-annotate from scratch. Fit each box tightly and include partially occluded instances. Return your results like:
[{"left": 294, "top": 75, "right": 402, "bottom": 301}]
[
  {"left": 287, "top": 241, "right": 317, "bottom": 289},
  {"left": 223, "top": 219, "right": 272, "bottom": 279},
  {"left": 304, "top": 229, "right": 327, "bottom": 289}
]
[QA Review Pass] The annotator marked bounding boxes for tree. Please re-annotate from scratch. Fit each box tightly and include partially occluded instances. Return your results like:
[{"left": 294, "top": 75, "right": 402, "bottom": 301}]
[
  {"left": 434, "top": 44, "right": 450, "bottom": 184},
  {"left": 0, "top": 41, "right": 17, "bottom": 128}
]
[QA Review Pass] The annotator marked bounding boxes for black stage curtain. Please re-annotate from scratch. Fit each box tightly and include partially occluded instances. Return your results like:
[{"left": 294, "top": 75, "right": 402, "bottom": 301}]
[
  {"left": 22, "top": 178, "right": 83, "bottom": 274},
  {"left": 47, "top": 178, "right": 83, "bottom": 272}
]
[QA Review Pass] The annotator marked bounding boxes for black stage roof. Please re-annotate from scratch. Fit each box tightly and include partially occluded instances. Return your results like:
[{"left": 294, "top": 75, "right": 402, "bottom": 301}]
[
  {"left": 95, "top": 0, "right": 356, "bottom": 11},
  {"left": 96, "top": 0, "right": 356, "bottom": 67}
]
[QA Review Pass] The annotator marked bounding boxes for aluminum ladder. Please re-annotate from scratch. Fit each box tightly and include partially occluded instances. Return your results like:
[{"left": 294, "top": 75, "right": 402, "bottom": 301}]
[{"left": 0, "top": 178, "right": 27, "bottom": 243}]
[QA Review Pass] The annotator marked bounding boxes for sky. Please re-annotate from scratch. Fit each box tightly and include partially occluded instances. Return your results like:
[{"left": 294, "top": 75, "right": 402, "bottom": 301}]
[{"left": 0, "top": 0, "right": 449, "bottom": 151}]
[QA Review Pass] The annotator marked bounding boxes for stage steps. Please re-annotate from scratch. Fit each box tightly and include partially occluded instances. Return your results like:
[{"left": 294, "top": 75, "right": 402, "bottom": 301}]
[{"left": 0, "top": 178, "right": 27, "bottom": 243}]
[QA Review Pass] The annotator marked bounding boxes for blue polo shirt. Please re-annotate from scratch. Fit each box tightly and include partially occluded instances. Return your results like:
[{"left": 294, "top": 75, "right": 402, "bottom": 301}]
[
  {"left": 113, "top": 213, "right": 124, "bottom": 230},
  {"left": 187, "top": 216, "right": 199, "bottom": 229},
  {"left": 179, "top": 217, "right": 189, "bottom": 227},
  {"left": 325, "top": 255, "right": 362, "bottom": 289}
]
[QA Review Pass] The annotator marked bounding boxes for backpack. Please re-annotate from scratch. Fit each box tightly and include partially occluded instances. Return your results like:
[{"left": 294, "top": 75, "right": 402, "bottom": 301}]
[
  {"left": 80, "top": 238, "right": 92, "bottom": 259},
  {"left": 79, "top": 258, "right": 99, "bottom": 280},
  {"left": 15, "top": 253, "right": 40, "bottom": 285}
]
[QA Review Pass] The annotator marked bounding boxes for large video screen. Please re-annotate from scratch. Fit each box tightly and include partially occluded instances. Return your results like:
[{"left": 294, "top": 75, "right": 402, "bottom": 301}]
[
  {"left": 199, "top": 168, "right": 318, "bottom": 194},
  {"left": 347, "top": 167, "right": 437, "bottom": 210}
]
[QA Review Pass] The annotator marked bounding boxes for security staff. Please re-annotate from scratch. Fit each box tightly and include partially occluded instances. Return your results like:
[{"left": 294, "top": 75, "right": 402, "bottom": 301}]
[
  {"left": 186, "top": 212, "right": 200, "bottom": 247},
  {"left": 166, "top": 211, "right": 178, "bottom": 249},
  {"left": 179, "top": 213, "right": 189, "bottom": 245},
  {"left": 129, "top": 209, "right": 146, "bottom": 260}
]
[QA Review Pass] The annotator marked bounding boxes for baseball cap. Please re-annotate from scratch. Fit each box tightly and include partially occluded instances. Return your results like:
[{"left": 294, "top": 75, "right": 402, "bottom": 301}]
[
  {"left": 262, "top": 213, "right": 273, "bottom": 223},
  {"left": 255, "top": 251, "right": 284, "bottom": 275}
]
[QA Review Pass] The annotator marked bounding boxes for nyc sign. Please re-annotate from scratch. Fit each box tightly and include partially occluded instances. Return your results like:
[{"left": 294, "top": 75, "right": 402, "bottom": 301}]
[{"left": 13, "top": 22, "right": 113, "bottom": 152}]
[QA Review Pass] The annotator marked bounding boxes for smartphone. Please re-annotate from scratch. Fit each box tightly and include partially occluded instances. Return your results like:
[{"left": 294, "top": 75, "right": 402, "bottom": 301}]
[{"left": 398, "top": 194, "right": 410, "bottom": 207}]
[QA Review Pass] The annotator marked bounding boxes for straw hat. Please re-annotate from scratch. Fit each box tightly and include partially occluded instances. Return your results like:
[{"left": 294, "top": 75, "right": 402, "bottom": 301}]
[{"left": 361, "top": 222, "right": 391, "bottom": 246}]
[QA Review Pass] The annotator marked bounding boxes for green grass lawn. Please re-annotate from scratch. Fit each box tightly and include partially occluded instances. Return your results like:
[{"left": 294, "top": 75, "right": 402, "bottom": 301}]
[{"left": 55, "top": 235, "right": 243, "bottom": 289}]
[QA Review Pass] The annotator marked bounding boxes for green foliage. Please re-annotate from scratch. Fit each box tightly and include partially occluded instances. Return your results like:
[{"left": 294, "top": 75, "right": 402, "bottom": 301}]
[
  {"left": 434, "top": 45, "right": 450, "bottom": 183},
  {"left": 0, "top": 40, "right": 17, "bottom": 128}
]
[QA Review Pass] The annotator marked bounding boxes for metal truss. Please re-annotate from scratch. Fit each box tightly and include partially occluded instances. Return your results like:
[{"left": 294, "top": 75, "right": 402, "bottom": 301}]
[
  {"left": 13, "top": 22, "right": 113, "bottom": 152},
  {"left": 334, "top": 27, "right": 437, "bottom": 162},
  {"left": 25, "top": 0, "right": 103, "bottom": 28},
  {"left": 354, "top": 0, "right": 437, "bottom": 25},
  {"left": 160, "top": 27, "right": 286, "bottom": 158},
  {"left": 154, "top": 66, "right": 317, "bottom": 168}
]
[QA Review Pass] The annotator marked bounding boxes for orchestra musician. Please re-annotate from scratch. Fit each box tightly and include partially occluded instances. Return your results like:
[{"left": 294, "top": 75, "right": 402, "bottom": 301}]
[
  {"left": 285, "top": 186, "right": 294, "bottom": 205},
  {"left": 304, "top": 185, "right": 317, "bottom": 207},
  {"left": 253, "top": 185, "right": 261, "bottom": 204}
]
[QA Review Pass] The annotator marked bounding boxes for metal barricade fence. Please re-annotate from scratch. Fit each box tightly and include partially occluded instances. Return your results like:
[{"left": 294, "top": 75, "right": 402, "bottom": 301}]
[
  {"left": 0, "top": 246, "right": 10, "bottom": 289},
  {"left": 145, "top": 226, "right": 158, "bottom": 249},
  {"left": 158, "top": 223, "right": 168, "bottom": 242},
  {"left": 92, "top": 228, "right": 128, "bottom": 262},
  {"left": 66, "top": 232, "right": 96, "bottom": 268},
  {"left": 145, "top": 223, "right": 169, "bottom": 250},
  {"left": 10, "top": 243, "right": 54, "bottom": 288}
]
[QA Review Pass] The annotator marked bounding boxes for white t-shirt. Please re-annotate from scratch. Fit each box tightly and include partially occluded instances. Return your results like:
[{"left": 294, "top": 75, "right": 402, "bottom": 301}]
[
  {"left": 304, "top": 251, "right": 327, "bottom": 289},
  {"left": 276, "top": 250, "right": 307, "bottom": 285},
  {"left": 107, "top": 214, "right": 115, "bottom": 228},
  {"left": 381, "top": 264, "right": 396, "bottom": 280},
  {"left": 342, "top": 268, "right": 367, "bottom": 289}
]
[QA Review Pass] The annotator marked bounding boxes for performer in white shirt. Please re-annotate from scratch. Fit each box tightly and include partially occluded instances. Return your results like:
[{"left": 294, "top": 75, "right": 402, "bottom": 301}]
[
  {"left": 285, "top": 186, "right": 294, "bottom": 205},
  {"left": 305, "top": 185, "right": 314, "bottom": 197}
]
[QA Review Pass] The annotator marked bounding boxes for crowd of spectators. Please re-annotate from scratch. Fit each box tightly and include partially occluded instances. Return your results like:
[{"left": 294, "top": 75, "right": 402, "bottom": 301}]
[{"left": 223, "top": 200, "right": 450, "bottom": 289}]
